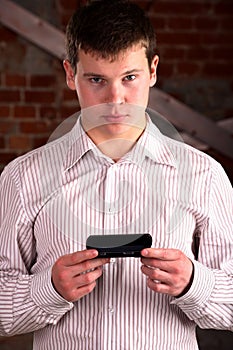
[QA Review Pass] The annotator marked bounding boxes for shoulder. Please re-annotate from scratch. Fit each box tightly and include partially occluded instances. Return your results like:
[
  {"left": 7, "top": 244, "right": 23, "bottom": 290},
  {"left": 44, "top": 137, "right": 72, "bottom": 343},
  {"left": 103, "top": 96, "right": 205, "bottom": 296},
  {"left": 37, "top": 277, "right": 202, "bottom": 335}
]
[
  {"left": 6, "top": 132, "right": 69, "bottom": 174},
  {"left": 164, "top": 135, "right": 221, "bottom": 174},
  {"left": 1, "top": 128, "right": 75, "bottom": 205}
]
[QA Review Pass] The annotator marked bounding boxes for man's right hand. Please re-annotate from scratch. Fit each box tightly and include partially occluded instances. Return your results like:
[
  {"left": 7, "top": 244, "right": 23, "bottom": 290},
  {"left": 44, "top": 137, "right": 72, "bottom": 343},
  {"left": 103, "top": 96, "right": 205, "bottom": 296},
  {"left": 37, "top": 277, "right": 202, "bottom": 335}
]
[{"left": 52, "top": 249, "right": 110, "bottom": 302}]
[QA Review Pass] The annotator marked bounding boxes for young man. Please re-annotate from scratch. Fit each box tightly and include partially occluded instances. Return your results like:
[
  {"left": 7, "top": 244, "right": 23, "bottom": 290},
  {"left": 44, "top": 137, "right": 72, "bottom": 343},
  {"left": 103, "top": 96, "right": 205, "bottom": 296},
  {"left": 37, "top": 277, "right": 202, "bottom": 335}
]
[{"left": 0, "top": 1, "right": 232, "bottom": 349}]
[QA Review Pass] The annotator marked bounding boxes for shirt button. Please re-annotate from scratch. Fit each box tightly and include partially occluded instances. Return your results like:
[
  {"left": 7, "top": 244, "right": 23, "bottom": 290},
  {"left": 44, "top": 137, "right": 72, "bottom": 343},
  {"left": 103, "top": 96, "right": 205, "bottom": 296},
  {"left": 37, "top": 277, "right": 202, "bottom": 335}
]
[
  {"left": 108, "top": 206, "right": 115, "bottom": 212},
  {"left": 110, "top": 258, "right": 116, "bottom": 263},
  {"left": 108, "top": 308, "right": 114, "bottom": 314}
]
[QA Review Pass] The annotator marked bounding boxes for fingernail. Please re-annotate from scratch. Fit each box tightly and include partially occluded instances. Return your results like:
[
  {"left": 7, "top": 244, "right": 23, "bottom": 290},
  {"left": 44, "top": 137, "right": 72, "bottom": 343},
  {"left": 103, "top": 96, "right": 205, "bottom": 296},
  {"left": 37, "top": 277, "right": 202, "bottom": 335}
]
[
  {"left": 142, "top": 249, "right": 148, "bottom": 256},
  {"left": 92, "top": 250, "right": 98, "bottom": 257}
]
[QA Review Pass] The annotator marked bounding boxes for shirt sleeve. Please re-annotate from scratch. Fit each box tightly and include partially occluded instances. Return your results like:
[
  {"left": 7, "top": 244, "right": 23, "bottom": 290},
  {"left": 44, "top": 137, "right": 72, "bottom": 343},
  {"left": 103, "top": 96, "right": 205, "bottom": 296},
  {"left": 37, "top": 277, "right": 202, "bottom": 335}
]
[
  {"left": 0, "top": 163, "right": 73, "bottom": 336},
  {"left": 172, "top": 161, "right": 233, "bottom": 331}
]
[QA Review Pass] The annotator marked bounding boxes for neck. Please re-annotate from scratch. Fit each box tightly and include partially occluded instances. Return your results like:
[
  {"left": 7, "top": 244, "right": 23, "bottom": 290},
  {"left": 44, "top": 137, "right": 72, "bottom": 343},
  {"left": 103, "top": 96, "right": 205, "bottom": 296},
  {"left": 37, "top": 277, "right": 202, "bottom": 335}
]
[{"left": 86, "top": 124, "right": 146, "bottom": 161}]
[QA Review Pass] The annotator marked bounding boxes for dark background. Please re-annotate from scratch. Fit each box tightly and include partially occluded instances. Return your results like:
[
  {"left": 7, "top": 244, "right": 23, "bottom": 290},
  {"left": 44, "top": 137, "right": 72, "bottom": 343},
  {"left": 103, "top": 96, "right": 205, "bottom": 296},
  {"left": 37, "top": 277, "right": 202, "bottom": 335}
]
[{"left": 0, "top": 0, "right": 232, "bottom": 349}]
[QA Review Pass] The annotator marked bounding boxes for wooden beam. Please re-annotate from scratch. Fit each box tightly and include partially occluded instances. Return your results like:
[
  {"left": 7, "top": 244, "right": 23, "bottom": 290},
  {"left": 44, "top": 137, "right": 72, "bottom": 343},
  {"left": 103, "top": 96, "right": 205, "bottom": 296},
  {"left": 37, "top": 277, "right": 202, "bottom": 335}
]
[
  {"left": 0, "top": 0, "right": 232, "bottom": 160},
  {"left": 0, "top": 0, "right": 66, "bottom": 59},
  {"left": 218, "top": 117, "right": 233, "bottom": 131},
  {"left": 148, "top": 88, "right": 233, "bottom": 160}
]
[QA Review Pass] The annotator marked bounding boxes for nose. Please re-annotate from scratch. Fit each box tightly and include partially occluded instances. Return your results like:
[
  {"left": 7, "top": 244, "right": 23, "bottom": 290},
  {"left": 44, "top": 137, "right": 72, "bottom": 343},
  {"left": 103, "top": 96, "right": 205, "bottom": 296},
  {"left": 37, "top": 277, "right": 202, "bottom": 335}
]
[{"left": 105, "top": 83, "right": 125, "bottom": 104}]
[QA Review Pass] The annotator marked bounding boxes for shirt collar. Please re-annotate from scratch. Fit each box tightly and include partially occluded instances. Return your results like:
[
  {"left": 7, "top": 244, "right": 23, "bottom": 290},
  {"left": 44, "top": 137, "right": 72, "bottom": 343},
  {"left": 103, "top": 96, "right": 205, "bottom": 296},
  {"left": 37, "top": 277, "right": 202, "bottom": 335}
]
[
  {"left": 64, "top": 114, "right": 177, "bottom": 171},
  {"left": 64, "top": 116, "right": 95, "bottom": 171},
  {"left": 123, "top": 116, "right": 177, "bottom": 167}
]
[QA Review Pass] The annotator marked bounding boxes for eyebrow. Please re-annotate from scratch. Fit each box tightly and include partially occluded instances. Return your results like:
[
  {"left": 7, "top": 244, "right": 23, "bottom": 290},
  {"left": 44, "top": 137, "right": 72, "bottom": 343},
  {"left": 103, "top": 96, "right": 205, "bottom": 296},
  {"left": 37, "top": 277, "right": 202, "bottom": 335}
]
[
  {"left": 83, "top": 73, "right": 104, "bottom": 78},
  {"left": 83, "top": 69, "right": 144, "bottom": 78}
]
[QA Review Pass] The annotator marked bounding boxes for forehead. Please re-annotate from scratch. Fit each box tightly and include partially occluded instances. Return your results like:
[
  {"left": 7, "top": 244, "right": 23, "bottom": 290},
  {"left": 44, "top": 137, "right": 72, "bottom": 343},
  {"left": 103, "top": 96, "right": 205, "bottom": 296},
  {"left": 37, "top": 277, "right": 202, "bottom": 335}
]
[
  {"left": 77, "top": 44, "right": 148, "bottom": 69},
  {"left": 78, "top": 41, "right": 148, "bottom": 61}
]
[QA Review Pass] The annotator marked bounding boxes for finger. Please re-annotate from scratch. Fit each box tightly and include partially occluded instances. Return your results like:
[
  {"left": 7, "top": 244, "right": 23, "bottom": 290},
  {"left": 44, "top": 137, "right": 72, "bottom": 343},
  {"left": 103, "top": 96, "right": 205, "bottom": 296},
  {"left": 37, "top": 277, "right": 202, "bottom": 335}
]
[
  {"left": 70, "top": 257, "right": 110, "bottom": 277},
  {"left": 141, "top": 265, "right": 171, "bottom": 285},
  {"left": 55, "top": 266, "right": 104, "bottom": 302},
  {"left": 68, "top": 281, "right": 97, "bottom": 302},
  {"left": 74, "top": 266, "right": 104, "bottom": 288},
  {"left": 61, "top": 249, "right": 99, "bottom": 267},
  {"left": 140, "top": 258, "right": 174, "bottom": 272},
  {"left": 146, "top": 278, "right": 174, "bottom": 295},
  {"left": 141, "top": 248, "right": 182, "bottom": 261}
]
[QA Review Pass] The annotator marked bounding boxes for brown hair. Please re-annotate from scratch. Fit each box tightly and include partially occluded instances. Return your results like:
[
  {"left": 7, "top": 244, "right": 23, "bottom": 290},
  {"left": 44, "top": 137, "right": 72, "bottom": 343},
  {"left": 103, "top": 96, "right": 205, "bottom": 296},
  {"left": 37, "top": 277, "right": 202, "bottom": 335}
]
[{"left": 66, "top": 0, "right": 157, "bottom": 71}]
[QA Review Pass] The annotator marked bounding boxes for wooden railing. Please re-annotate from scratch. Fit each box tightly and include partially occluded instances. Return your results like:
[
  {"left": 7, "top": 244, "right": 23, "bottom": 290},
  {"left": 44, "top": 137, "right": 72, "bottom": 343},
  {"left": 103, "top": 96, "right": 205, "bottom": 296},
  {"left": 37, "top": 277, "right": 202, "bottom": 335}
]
[{"left": 0, "top": 0, "right": 232, "bottom": 160}]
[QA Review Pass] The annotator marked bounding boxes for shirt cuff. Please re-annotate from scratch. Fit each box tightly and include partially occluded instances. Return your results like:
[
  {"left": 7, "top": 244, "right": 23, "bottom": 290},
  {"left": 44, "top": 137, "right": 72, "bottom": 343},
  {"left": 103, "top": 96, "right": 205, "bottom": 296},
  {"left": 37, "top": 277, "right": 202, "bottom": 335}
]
[
  {"left": 171, "top": 260, "right": 215, "bottom": 320},
  {"left": 31, "top": 267, "right": 73, "bottom": 317}
]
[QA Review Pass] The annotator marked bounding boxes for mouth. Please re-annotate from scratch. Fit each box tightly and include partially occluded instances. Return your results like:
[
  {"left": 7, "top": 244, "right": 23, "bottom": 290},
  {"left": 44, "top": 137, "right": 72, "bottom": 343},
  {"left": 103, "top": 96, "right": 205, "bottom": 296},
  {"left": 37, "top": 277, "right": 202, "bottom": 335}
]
[{"left": 102, "top": 114, "right": 129, "bottom": 124}]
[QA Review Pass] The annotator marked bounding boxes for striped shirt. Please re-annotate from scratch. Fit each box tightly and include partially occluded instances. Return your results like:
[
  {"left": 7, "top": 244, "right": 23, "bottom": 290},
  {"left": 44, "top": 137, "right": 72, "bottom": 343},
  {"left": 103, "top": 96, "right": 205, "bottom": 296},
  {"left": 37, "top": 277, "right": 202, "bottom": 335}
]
[{"left": 0, "top": 116, "right": 232, "bottom": 350}]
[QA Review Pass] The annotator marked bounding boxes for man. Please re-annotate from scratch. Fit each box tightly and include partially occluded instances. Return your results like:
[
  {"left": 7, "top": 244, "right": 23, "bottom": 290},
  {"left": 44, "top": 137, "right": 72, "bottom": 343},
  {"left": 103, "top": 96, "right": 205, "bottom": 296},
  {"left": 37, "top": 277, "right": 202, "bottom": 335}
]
[{"left": 0, "top": 1, "right": 232, "bottom": 349}]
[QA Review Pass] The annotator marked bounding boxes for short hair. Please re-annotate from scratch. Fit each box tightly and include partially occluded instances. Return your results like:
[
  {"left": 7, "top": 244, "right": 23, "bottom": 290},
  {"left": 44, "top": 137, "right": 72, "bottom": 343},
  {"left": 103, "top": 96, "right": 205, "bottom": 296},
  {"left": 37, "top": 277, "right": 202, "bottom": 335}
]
[{"left": 66, "top": 0, "right": 157, "bottom": 71}]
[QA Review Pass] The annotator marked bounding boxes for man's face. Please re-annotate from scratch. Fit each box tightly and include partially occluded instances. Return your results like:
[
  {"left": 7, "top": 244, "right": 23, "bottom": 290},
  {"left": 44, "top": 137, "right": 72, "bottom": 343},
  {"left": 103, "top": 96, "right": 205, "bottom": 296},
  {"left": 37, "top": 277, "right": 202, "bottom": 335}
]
[{"left": 64, "top": 44, "right": 159, "bottom": 141}]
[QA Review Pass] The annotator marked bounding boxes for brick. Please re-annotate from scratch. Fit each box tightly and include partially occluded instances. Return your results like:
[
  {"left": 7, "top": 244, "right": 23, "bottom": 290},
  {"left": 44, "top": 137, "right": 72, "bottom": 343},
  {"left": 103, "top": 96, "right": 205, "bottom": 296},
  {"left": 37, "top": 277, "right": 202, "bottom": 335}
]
[
  {"left": 157, "top": 32, "right": 201, "bottom": 46},
  {"left": 30, "top": 75, "right": 56, "bottom": 87},
  {"left": 0, "top": 90, "right": 20, "bottom": 102},
  {"left": 211, "top": 47, "right": 233, "bottom": 61},
  {"left": 63, "top": 88, "right": 77, "bottom": 101},
  {"left": 177, "top": 62, "right": 201, "bottom": 76},
  {"left": 0, "top": 136, "right": 5, "bottom": 148},
  {"left": 24, "top": 90, "right": 55, "bottom": 104},
  {"left": 39, "top": 107, "right": 57, "bottom": 119},
  {"left": 0, "top": 121, "right": 16, "bottom": 134},
  {"left": 20, "top": 121, "right": 49, "bottom": 134},
  {"left": 203, "top": 63, "right": 233, "bottom": 77},
  {"left": 60, "top": 13, "right": 73, "bottom": 29},
  {"left": 149, "top": 16, "right": 166, "bottom": 31},
  {"left": 9, "top": 135, "right": 32, "bottom": 151},
  {"left": 5, "top": 74, "right": 26, "bottom": 87},
  {"left": 60, "top": 106, "right": 80, "bottom": 118},
  {"left": 0, "top": 152, "right": 17, "bottom": 166},
  {"left": 13, "top": 106, "right": 36, "bottom": 118},
  {"left": 136, "top": 1, "right": 153, "bottom": 11},
  {"left": 0, "top": 26, "right": 17, "bottom": 42},
  {"left": 59, "top": 0, "right": 79, "bottom": 10},
  {"left": 33, "top": 136, "right": 49, "bottom": 149},
  {"left": 161, "top": 47, "right": 185, "bottom": 61},
  {"left": 201, "top": 32, "right": 233, "bottom": 45},
  {"left": 0, "top": 106, "right": 10, "bottom": 118},
  {"left": 194, "top": 17, "right": 218, "bottom": 31},
  {"left": 219, "top": 17, "right": 233, "bottom": 31},
  {"left": 186, "top": 47, "right": 211, "bottom": 61},
  {"left": 151, "top": 2, "right": 212, "bottom": 16},
  {"left": 215, "top": 3, "right": 233, "bottom": 15},
  {"left": 168, "top": 17, "right": 193, "bottom": 30},
  {"left": 157, "top": 62, "right": 174, "bottom": 77},
  {"left": 20, "top": 121, "right": 59, "bottom": 134}
]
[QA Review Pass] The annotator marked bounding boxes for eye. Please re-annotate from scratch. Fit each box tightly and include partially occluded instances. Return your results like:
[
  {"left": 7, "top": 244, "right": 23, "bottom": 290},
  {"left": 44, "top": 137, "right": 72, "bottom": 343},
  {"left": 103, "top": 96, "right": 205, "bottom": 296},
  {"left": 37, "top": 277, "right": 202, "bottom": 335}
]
[
  {"left": 123, "top": 74, "right": 136, "bottom": 82},
  {"left": 90, "top": 77, "right": 104, "bottom": 84}
]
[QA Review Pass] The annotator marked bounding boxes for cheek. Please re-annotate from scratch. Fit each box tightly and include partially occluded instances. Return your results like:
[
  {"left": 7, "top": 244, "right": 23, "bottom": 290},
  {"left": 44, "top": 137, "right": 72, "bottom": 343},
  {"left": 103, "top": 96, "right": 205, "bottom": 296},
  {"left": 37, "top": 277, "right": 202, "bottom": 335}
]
[
  {"left": 128, "top": 84, "right": 150, "bottom": 104},
  {"left": 76, "top": 85, "right": 98, "bottom": 108}
]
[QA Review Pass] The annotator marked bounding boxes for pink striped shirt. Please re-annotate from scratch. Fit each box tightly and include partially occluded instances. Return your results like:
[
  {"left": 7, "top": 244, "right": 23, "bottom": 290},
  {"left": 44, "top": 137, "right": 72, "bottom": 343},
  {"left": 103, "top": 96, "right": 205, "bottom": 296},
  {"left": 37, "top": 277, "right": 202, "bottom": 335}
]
[{"left": 0, "top": 116, "right": 232, "bottom": 349}]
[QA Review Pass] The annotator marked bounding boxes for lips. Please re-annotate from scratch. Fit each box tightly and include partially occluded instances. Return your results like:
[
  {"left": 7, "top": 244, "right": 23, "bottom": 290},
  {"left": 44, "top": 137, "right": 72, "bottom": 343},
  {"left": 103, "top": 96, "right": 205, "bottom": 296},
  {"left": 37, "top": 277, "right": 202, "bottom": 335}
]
[{"left": 102, "top": 114, "right": 129, "bottom": 123}]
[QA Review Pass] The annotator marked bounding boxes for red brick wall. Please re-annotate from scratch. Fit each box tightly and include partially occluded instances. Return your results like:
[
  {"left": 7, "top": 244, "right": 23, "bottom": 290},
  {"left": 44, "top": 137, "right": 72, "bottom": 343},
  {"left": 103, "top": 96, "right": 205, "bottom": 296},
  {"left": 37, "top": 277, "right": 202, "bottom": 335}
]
[
  {"left": 0, "top": 1, "right": 233, "bottom": 349},
  {"left": 0, "top": 40, "right": 78, "bottom": 170},
  {"left": 0, "top": 0, "right": 233, "bottom": 174},
  {"left": 151, "top": 1, "right": 233, "bottom": 81}
]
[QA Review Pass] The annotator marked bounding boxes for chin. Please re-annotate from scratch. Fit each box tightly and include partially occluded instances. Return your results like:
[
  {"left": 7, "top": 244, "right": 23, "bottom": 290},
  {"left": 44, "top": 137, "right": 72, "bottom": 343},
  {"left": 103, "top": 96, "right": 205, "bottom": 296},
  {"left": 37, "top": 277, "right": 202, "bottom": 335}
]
[{"left": 103, "top": 123, "right": 133, "bottom": 137}]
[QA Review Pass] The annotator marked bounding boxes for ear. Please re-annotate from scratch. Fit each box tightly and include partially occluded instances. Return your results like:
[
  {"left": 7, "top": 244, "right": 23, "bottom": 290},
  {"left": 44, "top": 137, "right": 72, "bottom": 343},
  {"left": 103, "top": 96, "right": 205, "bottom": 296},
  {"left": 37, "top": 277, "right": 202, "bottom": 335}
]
[
  {"left": 149, "top": 55, "right": 159, "bottom": 87},
  {"left": 63, "top": 59, "right": 76, "bottom": 90}
]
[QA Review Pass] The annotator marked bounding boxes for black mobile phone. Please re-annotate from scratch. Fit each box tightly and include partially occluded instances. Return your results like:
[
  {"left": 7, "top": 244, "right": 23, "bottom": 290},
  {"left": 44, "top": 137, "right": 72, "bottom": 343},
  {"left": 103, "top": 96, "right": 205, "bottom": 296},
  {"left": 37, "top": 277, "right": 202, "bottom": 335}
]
[{"left": 86, "top": 233, "right": 152, "bottom": 258}]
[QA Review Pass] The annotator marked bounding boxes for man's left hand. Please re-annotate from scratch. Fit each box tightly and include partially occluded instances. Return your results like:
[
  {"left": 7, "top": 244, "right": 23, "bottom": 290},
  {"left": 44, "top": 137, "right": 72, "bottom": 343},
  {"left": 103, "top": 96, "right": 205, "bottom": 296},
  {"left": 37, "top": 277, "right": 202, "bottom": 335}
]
[{"left": 140, "top": 248, "right": 194, "bottom": 297}]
